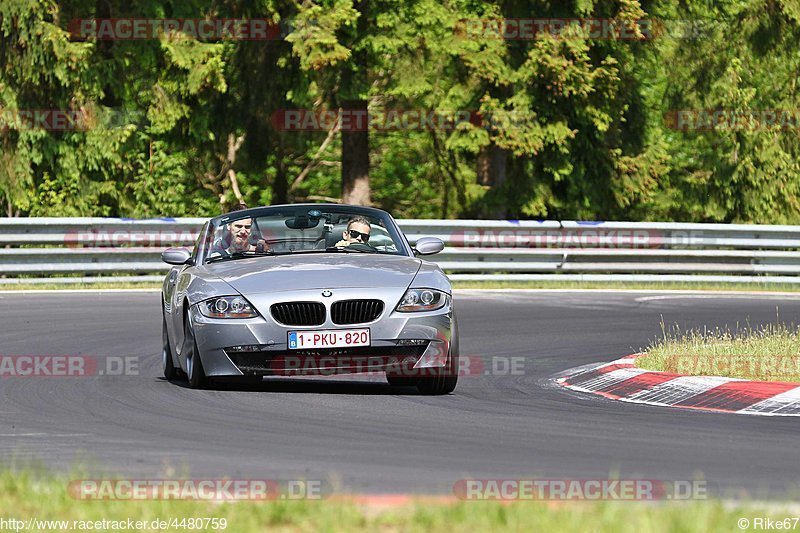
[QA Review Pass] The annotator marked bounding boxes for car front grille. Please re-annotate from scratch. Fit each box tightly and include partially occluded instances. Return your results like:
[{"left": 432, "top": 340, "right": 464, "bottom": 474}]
[
  {"left": 226, "top": 344, "right": 429, "bottom": 375},
  {"left": 270, "top": 302, "right": 326, "bottom": 326},
  {"left": 331, "top": 299, "right": 384, "bottom": 325}
]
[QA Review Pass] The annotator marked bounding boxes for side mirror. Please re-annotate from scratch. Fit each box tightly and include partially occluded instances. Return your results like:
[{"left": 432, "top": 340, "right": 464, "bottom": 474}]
[
  {"left": 413, "top": 237, "right": 445, "bottom": 256},
  {"left": 161, "top": 247, "right": 193, "bottom": 266}
]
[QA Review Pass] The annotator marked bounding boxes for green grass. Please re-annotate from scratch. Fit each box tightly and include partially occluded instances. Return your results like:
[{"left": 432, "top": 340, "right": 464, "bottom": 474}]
[
  {"left": 637, "top": 323, "right": 800, "bottom": 382},
  {"left": 0, "top": 469, "right": 797, "bottom": 532}
]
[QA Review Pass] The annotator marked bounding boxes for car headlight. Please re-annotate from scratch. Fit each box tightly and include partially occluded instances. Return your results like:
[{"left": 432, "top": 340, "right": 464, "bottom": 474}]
[
  {"left": 395, "top": 289, "right": 450, "bottom": 312},
  {"left": 199, "top": 296, "right": 258, "bottom": 319}
]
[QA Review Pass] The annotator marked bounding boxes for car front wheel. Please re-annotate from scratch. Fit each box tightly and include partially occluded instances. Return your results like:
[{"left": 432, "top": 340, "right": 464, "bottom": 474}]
[
  {"left": 416, "top": 310, "right": 459, "bottom": 395},
  {"left": 415, "top": 349, "right": 459, "bottom": 395},
  {"left": 162, "top": 316, "right": 178, "bottom": 381},
  {"left": 182, "top": 316, "right": 209, "bottom": 389}
]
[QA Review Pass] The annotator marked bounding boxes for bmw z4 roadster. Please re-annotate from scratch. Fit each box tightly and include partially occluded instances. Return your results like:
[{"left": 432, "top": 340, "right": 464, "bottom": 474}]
[{"left": 161, "top": 204, "right": 458, "bottom": 394}]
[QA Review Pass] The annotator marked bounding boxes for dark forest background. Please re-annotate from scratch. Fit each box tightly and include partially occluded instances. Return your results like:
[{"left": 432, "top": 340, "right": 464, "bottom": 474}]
[{"left": 2, "top": 0, "right": 799, "bottom": 221}]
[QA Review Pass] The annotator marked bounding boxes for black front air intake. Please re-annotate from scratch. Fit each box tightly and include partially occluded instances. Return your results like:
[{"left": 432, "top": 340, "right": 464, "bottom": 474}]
[
  {"left": 226, "top": 344, "right": 429, "bottom": 374},
  {"left": 331, "top": 299, "right": 384, "bottom": 325},
  {"left": 270, "top": 302, "right": 326, "bottom": 326}
]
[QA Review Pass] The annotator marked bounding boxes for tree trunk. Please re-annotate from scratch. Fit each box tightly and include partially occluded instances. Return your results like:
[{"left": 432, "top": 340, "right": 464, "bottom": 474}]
[
  {"left": 274, "top": 141, "right": 288, "bottom": 205},
  {"left": 477, "top": 143, "right": 508, "bottom": 218},
  {"left": 339, "top": 0, "right": 370, "bottom": 206},
  {"left": 341, "top": 99, "right": 371, "bottom": 205}
]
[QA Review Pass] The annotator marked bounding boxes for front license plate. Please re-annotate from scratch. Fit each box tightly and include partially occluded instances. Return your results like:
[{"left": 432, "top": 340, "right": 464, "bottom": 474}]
[{"left": 288, "top": 329, "right": 371, "bottom": 349}]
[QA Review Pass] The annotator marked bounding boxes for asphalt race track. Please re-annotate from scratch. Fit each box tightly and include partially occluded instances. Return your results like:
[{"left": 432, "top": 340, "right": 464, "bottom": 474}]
[{"left": 1, "top": 290, "right": 799, "bottom": 498}]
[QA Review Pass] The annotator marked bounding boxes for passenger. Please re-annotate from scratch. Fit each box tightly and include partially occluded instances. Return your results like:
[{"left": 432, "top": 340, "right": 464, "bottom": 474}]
[
  {"left": 213, "top": 214, "right": 268, "bottom": 257},
  {"left": 226, "top": 218, "right": 255, "bottom": 255}
]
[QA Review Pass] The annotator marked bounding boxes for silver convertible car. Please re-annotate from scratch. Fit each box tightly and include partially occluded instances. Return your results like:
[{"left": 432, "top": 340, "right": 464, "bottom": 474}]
[{"left": 160, "top": 204, "right": 458, "bottom": 394}]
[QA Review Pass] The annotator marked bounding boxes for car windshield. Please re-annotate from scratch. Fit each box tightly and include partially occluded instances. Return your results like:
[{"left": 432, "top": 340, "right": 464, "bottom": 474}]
[{"left": 202, "top": 206, "right": 408, "bottom": 264}]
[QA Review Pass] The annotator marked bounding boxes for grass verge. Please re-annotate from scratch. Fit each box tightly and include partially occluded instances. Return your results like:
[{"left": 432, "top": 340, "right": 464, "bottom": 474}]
[
  {"left": 0, "top": 469, "right": 797, "bottom": 532},
  {"left": 636, "top": 323, "right": 800, "bottom": 382}
]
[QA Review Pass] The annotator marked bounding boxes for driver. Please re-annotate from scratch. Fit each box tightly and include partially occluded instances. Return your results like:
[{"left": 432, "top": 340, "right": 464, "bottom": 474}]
[{"left": 335, "top": 216, "right": 372, "bottom": 247}]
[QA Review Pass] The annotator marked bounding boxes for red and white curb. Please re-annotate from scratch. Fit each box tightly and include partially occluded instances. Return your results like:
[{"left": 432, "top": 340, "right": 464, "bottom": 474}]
[{"left": 555, "top": 354, "right": 800, "bottom": 416}]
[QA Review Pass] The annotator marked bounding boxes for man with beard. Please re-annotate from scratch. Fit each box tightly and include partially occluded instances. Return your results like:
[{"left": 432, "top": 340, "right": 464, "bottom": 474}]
[
  {"left": 225, "top": 217, "right": 256, "bottom": 255},
  {"left": 211, "top": 210, "right": 269, "bottom": 258}
]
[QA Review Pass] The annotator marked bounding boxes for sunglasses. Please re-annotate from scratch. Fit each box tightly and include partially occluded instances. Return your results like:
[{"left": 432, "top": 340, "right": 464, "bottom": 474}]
[{"left": 347, "top": 229, "right": 370, "bottom": 242}]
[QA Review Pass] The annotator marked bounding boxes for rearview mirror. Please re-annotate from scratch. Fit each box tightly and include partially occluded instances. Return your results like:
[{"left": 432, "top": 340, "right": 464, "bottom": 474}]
[
  {"left": 285, "top": 216, "right": 321, "bottom": 230},
  {"left": 413, "top": 237, "right": 445, "bottom": 256},
  {"left": 161, "top": 247, "right": 193, "bottom": 265}
]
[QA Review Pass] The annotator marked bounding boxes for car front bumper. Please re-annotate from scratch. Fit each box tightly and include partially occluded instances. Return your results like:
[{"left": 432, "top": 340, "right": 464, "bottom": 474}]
[{"left": 190, "top": 288, "right": 453, "bottom": 377}]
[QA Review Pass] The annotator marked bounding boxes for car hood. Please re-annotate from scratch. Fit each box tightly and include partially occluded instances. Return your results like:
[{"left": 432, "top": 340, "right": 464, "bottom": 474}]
[{"left": 203, "top": 253, "right": 422, "bottom": 294}]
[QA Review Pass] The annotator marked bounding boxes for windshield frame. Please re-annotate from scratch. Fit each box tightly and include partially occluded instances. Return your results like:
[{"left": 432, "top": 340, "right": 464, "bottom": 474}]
[{"left": 199, "top": 204, "right": 414, "bottom": 265}]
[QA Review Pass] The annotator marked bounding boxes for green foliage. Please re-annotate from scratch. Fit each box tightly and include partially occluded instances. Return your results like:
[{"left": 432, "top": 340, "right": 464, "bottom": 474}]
[{"left": 1, "top": 0, "right": 799, "bottom": 220}]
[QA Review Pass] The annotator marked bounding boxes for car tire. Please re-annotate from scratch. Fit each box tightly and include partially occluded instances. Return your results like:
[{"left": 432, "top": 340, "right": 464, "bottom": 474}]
[
  {"left": 183, "top": 315, "right": 209, "bottom": 389},
  {"left": 415, "top": 350, "right": 458, "bottom": 395},
  {"left": 162, "top": 316, "right": 178, "bottom": 381},
  {"left": 416, "top": 310, "right": 459, "bottom": 395}
]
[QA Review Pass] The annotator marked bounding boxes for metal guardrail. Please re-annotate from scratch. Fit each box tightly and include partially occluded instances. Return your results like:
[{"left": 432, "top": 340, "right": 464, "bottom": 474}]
[{"left": 2, "top": 218, "right": 800, "bottom": 284}]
